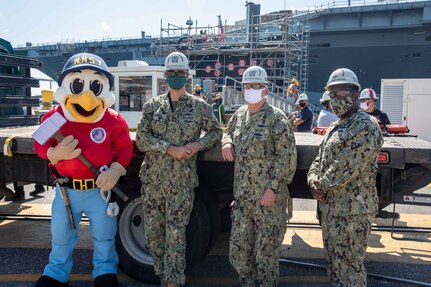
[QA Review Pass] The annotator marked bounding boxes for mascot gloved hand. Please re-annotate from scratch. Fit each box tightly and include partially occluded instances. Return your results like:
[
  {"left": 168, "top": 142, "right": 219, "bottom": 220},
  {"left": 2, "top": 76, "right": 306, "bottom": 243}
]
[
  {"left": 33, "top": 53, "right": 132, "bottom": 287},
  {"left": 46, "top": 135, "right": 81, "bottom": 164},
  {"left": 96, "top": 162, "right": 127, "bottom": 192}
]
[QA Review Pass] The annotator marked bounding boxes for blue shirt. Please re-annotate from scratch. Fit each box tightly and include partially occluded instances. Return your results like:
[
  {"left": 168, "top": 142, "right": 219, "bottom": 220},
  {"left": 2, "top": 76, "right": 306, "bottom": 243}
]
[{"left": 297, "top": 106, "right": 313, "bottom": 132}]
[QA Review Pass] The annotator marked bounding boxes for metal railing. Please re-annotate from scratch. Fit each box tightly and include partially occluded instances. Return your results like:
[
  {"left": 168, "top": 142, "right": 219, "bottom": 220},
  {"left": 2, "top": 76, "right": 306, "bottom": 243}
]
[{"left": 292, "top": 0, "right": 425, "bottom": 17}]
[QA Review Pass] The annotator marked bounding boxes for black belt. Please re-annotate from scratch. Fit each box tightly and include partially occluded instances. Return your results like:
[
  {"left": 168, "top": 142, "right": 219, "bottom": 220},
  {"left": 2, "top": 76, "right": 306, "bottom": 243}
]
[{"left": 62, "top": 178, "right": 96, "bottom": 190}]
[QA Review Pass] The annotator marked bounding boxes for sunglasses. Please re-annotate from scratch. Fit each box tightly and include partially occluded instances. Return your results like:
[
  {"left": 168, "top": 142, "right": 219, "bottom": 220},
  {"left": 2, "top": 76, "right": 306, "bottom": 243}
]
[
  {"left": 166, "top": 70, "right": 187, "bottom": 77},
  {"left": 359, "top": 99, "right": 371, "bottom": 103},
  {"left": 243, "top": 83, "right": 267, "bottom": 90},
  {"left": 328, "top": 88, "right": 356, "bottom": 99}
]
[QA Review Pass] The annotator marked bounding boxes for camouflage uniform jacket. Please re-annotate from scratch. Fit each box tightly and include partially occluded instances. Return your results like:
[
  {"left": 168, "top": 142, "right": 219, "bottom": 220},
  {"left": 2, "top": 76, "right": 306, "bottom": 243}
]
[
  {"left": 136, "top": 92, "right": 222, "bottom": 188},
  {"left": 222, "top": 102, "right": 297, "bottom": 201},
  {"left": 308, "top": 109, "right": 384, "bottom": 216}
]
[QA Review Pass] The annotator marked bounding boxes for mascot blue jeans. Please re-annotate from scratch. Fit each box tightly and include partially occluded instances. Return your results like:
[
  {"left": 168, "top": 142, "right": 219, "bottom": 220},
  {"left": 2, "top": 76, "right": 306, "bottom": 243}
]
[{"left": 43, "top": 186, "right": 118, "bottom": 282}]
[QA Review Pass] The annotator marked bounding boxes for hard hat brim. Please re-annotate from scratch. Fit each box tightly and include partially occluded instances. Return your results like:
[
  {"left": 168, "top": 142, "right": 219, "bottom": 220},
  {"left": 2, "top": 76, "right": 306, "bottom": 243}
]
[{"left": 325, "top": 80, "right": 361, "bottom": 91}]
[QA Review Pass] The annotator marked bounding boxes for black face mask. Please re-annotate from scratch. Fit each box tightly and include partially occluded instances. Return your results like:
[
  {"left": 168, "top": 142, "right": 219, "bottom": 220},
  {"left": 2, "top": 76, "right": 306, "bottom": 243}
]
[{"left": 299, "top": 102, "right": 306, "bottom": 108}]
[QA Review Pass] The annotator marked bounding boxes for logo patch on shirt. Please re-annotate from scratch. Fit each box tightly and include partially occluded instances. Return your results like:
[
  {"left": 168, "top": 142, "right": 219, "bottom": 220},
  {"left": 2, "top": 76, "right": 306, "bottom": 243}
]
[{"left": 90, "top": 127, "right": 106, "bottom": 143}]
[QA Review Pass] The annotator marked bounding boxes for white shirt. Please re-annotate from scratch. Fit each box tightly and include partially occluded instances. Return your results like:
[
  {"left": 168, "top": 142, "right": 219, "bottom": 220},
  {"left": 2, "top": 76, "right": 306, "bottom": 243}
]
[{"left": 317, "top": 108, "right": 338, "bottom": 127}]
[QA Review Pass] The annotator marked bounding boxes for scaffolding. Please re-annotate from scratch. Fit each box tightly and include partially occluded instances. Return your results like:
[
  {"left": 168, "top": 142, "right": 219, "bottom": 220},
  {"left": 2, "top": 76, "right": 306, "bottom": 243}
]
[{"left": 159, "top": 8, "right": 310, "bottom": 96}]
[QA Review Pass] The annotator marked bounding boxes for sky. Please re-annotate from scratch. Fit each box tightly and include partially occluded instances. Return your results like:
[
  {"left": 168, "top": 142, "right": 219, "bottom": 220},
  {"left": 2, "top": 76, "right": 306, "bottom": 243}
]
[{"left": 0, "top": 0, "right": 329, "bottom": 47}]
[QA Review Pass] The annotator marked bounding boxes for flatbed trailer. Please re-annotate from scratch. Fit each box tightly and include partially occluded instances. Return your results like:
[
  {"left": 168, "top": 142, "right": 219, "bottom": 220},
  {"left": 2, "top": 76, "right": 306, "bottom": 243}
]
[{"left": 1, "top": 126, "right": 431, "bottom": 283}]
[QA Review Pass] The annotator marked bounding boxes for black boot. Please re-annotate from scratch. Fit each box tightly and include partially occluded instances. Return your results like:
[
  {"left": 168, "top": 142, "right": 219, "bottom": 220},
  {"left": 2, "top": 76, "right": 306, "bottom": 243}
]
[
  {"left": 94, "top": 273, "right": 119, "bottom": 287},
  {"left": 35, "top": 275, "right": 70, "bottom": 287}
]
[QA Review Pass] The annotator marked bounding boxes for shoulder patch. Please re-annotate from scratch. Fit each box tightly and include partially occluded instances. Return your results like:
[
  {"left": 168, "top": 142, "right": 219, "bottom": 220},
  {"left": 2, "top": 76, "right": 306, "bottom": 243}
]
[
  {"left": 274, "top": 118, "right": 288, "bottom": 133},
  {"left": 348, "top": 122, "right": 368, "bottom": 138}
]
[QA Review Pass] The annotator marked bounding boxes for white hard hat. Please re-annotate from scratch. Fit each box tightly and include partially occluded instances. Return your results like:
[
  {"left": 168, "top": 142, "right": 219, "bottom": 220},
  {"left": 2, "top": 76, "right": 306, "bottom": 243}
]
[
  {"left": 320, "top": 91, "right": 330, "bottom": 103},
  {"left": 359, "top": 88, "right": 378, "bottom": 100},
  {"left": 298, "top": 93, "right": 308, "bottom": 101},
  {"left": 165, "top": 52, "right": 189, "bottom": 70},
  {"left": 325, "top": 68, "right": 361, "bottom": 90},
  {"left": 242, "top": 66, "right": 268, "bottom": 84}
]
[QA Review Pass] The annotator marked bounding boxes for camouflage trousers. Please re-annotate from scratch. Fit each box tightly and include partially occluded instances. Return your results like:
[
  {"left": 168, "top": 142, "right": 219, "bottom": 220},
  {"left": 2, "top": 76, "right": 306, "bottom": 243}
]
[
  {"left": 321, "top": 210, "right": 374, "bottom": 287},
  {"left": 229, "top": 196, "right": 287, "bottom": 287},
  {"left": 141, "top": 184, "right": 194, "bottom": 285}
]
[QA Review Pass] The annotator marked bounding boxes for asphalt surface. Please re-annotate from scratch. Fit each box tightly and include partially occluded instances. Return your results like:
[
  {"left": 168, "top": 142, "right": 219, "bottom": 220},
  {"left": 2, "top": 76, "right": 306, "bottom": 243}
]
[{"left": 0, "top": 184, "right": 430, "bottom": 287}]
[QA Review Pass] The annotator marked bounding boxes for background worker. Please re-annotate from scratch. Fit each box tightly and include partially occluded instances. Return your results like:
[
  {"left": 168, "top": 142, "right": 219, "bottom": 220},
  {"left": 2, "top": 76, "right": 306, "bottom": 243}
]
[
  {"left": 317, "top": 91, "right": 338, "bottom": 127},
  {"left": 193, "top": 84, "right": 202, "bottom": 98},
  {"left": 308, "top": 68, "right": 383, "bottom": 287},
  {"left": 212, "top": 93, "right": 226, "bottom": 124},
  {"left": 136, "top": 51, "right": 222, "bottom": 287},
  {"left": 287, "top": 78, "right": 299, "bottom": 102},
  {"left": 288, "top": 101, "right": 300, "bottom": 132},
  {"left": 222, "top": 66, "right": 297, "bottom": 286},
  {"left": 359, "top": 88, "right": 391, "bottom": 125},
  {"left": 293, "top": 93, "right": 313, "bottom": 132}
]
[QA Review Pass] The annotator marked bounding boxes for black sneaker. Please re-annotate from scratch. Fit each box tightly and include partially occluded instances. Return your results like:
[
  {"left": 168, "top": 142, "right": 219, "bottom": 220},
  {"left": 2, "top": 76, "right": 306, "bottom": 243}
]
[
  {"left": 94, "top": 273, "right": 119, "bottom": 287},
  {"left": 35, "top": 275, "right": 70, "bottom": 287}
]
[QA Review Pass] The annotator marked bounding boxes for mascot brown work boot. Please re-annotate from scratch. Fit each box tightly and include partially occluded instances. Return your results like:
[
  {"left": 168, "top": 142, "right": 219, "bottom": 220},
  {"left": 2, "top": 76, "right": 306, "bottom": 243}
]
[
  {"left": 93, "top": 273, "right": 119, "bottom": 287},
  {"left": 34, "top": 275, "right": 70, "bottom": 287}
]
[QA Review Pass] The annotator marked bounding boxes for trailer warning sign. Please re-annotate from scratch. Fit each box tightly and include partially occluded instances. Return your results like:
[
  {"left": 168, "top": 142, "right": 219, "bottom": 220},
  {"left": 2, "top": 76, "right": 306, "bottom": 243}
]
[{"left": 403, "top": 195, "right": 431, "bottom": 204}]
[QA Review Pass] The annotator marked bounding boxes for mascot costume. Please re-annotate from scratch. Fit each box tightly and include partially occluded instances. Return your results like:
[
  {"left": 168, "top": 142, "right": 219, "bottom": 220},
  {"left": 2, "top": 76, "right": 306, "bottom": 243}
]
[{"left": 34, "top": 53, "right": 132, "bottom": 287}]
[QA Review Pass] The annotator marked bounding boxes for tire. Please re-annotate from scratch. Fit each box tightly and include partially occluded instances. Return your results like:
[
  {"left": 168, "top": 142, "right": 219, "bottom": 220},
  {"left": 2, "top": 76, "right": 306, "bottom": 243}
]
[
  {"left": 0, "top": 185, "right": 14, "bottom": 200},
  {"left": 185, "top": 192, "right": 211, "bottom": 266},
  {"left": 199, "top": 186, "right": 221, "bottom": 256},
  {"left": 116, "top": 181, "right": 211, "bottom": 284}
]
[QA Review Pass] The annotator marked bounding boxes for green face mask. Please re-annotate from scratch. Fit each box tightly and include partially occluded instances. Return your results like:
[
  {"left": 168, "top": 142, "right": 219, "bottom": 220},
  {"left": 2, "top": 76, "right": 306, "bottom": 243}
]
[{"left": 166, "top": 76, "right": 187, "bottom": 90}]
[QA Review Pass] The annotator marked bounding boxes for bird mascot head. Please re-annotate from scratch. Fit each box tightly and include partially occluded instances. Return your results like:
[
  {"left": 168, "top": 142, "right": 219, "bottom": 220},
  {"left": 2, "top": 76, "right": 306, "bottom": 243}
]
[{"left": 54, "top": 53, "right": 115, "bottom": 123}]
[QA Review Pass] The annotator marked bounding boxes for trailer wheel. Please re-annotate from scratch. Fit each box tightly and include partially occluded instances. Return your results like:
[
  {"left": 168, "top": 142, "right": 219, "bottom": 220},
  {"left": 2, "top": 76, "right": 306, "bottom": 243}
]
[
  {"left": 116, "top": 186, "right": 211, "bottom": 284},
  {"left": 199, "top": 186, "right": 221, "bottom": 256}
]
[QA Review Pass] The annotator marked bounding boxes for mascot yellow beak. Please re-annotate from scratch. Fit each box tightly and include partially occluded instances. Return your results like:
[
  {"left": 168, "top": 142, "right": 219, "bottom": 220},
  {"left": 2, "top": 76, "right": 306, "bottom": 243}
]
[{"left": 64, "top": 90, "right": 105, "bottom": 123}]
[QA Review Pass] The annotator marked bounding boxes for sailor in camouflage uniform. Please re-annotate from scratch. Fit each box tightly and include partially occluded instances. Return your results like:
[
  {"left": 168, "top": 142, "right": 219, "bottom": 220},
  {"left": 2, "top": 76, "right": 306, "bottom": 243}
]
[
  {"left": 135, "top": 52, "right": 222, "bottom": 287},
  {"left": 307, "top": 68, "right": 383, "bottom": 287},
  {"left": 222, "top": 66, "right": 297, "bottom": 287}
]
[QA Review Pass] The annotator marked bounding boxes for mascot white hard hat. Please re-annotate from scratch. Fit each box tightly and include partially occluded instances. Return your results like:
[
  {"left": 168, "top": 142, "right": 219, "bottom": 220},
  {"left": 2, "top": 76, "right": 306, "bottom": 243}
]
[
  {"left": 242, "top": 66, "right": 268, "bottom": 84},
  {"left": 325, "top": 68, "right": 361, "bottom": 90},
  {"left": 165, "top": 52, "right": 189, "bottom": 70},
  {"left": 359, "top": 88, "right": 378, "bottom": 100}
]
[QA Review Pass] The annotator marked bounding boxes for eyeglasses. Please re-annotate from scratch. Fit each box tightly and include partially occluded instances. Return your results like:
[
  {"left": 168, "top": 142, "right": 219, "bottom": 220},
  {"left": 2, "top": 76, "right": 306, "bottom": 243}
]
[
  {"left": 166, "top": 70, "right": 187, "bottom": 78},
  {"left": 328, "top": 88, "right": 356, "bottom": 99},
  {"left": 243, "top": 84, "right": 267, "bottom": 90},
  {"left": 359, "top": 99, "right": 371, "bottom": 103}
]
